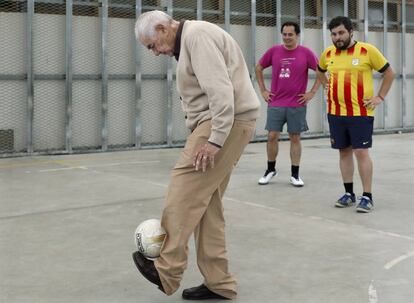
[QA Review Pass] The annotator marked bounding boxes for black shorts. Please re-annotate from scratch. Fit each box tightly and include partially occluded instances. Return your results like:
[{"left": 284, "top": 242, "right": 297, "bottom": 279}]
[{"left": 327, "top": 114, "right": 374, "bottom": 149}]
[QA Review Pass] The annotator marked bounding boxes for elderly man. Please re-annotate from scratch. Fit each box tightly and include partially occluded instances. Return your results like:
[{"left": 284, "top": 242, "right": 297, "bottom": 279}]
[{"left": 133, "top": 10, "right": 260, "bottom": 300}]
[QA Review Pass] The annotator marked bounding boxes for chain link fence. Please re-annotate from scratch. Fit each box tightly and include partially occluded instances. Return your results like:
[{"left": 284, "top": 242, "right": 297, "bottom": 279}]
[
  {"left": 1, "top": 0, "right": 414, "bottom": 157},
  {"left": 33, "top": 0, "right": 66, "bottom": 152},
  {"left": 0, "top": 1, "right": 27, "bottom": 154}
]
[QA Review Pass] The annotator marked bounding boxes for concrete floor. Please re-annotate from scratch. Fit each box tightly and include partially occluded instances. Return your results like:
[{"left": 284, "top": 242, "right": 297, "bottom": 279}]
[{"left": 1, "top": 133, "right": 413, "bottom": 303}]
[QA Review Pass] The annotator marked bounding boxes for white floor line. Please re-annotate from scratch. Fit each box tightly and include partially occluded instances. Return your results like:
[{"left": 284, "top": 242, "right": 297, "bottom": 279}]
[
  {"left": 369, "top": 251, "right": 414, "bottom": 302},
  {"left": 368, "top": 281, "right": 378, "bottom": 303},
  {"left": 384, "top": 251, "right": 414, "bottom": 270},
  {"left": 225, "top": 196, "right": 414, "bottom": 303},
  {"left": 39, "top": 166, "right": 88, "bottom": 172},
  {"left": 225, "top": 196, "right": 414, "bottom": 242},
  {"left": 86, "top": 160, "right": 160, "bottom": 168},
  {"left": 37, "top": 160, "right": 160, "bottom": 173},
  {"left": 225, "top": 197, "right": 283, "bottom": 212},
  {"left": 224, "top": 196, "right": 414, "bottom": 303},
  {"left": 146, "top": 181, "right": 168, "bottom": 188}
]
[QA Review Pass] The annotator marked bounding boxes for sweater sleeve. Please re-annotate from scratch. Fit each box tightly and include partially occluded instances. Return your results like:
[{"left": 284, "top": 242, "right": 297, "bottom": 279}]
[{"left": 187, "top": 35, "right": 234, "bottom": 147}]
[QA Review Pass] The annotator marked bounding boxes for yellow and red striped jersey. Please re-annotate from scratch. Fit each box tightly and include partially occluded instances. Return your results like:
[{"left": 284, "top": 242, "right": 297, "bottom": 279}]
[{"left": 318, "top": 41, "right": 389, "bottom": 116}]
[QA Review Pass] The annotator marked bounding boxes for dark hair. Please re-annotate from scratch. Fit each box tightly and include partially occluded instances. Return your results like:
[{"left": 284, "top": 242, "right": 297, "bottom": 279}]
[
  {"left": 281, "top": 21, "right": 300, "bottom": 35},
  {"left": 328, "top": 16, "right": 353, "bottom": 32}
]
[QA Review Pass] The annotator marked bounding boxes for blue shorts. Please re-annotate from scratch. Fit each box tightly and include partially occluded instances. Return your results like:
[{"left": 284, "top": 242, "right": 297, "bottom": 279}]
[
  {"left": 327, "top": 114, "right": 374, "bottom": 149},
  {"left": 265, "top": 106, "right": 308, "bottom": 133}
]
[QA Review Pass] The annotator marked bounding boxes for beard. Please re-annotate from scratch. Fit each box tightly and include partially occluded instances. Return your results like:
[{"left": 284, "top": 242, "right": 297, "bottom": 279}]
[{"left": 333, "top": 36, "right": 352, "bottom": 50}]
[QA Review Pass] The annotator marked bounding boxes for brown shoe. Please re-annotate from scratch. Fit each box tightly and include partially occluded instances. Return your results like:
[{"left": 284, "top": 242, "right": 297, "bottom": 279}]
[
  {"left": 182, "top": 284, "right": 230, "bottom": 300},
  {"left": 132, "top": 251, "right": 164, "bottom": 293}
]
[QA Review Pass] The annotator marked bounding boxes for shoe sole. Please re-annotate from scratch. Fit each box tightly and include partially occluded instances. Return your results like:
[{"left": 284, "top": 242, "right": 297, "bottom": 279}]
[
  {"left": 132, "top": 251, "right": 149, "bottom": 279},
  {"left": 290, "top": 183, "right": 304, "bottom": 187},
  {"left": 335, "top": 202, "right": 355, "bottom": 208},
  {"left": 356, "top": 207, "right": 372, "bottom": 213},
  {"left": 132, "top": 252, "right": 164, "bottom": 292},
  {"left": 182, "top": 294, "right": 230, "bottom": 300},
  {"left": 182, "top": 290, "right": 230, "bottom": 300}
]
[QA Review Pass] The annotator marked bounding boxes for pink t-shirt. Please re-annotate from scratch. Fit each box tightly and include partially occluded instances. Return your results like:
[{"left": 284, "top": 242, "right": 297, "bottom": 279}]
[{"left": 259, "top": 45, "right": 318, "bottom": 107}]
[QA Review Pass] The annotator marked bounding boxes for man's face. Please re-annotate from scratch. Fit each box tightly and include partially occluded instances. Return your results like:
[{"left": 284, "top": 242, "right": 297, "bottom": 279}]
[
  {"left": 330, "top": 24, "right": 353, "bottom": 50},
  {"left": 281, "top": 25, "right": 298, "bottom": 49},
  {"left": 140, "top": 25, "right": 175, "bottom": 57}
]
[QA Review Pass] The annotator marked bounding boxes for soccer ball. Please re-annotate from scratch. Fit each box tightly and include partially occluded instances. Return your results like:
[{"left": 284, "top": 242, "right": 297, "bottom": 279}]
[{"left": 134, "top": 219, "right": 166, "bottom": 258}]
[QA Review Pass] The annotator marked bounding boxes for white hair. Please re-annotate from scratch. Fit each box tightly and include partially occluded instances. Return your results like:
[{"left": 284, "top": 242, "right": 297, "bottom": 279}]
[{"left": 135, "top": 10, "right": 173, "bottom": 40}]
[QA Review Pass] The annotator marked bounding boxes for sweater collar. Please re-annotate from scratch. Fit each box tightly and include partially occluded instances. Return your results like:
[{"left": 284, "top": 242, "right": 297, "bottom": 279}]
[{"left": 173, "top": 20, "right": 186, "bottom": 61}]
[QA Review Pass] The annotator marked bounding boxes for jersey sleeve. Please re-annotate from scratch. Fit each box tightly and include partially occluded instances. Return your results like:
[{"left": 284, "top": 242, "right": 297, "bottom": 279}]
[
  {"left": 367, "top": 44, "right": 389, "bottom": 72},
  {"left": 318, "top": 48, "right": 329, "bottom": 72}
]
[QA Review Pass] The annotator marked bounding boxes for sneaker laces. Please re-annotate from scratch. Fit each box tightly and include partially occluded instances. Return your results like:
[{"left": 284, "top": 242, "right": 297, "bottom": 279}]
[{"left": 339, "top": 193, "right": 352, "bottom": 202}]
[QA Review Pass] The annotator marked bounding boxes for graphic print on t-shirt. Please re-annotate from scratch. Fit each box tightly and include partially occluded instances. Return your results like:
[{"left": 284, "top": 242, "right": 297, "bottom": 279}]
[
  {"left": 279, "top": 68, "right": 291, "bottom": 78},
  {"left": 278, "top": 58, "right": 295, "bottom": 79}
]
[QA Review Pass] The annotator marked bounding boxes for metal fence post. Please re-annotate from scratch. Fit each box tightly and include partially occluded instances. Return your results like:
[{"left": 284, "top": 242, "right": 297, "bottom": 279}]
[
  {"left": 101, "top": 0, "right": 109, "bottom": 151},
  {"left": 344, "top": 0, "right": 348, "bottom": 17},
  {"left": 26, "top": 0, "right": 34, "bottom": 154},
  {"left": 251, "top": 0, "right": 256, "bottom": 78},
  {"left": 197, "top": 0, "right": 203, "bottom": 20},
  {"left": 224, "top": 0, "right": 230, "bottom": 33},
  {"left": 364, "top": 0, "right": 369, "bottom": 41},
  {"left": 401, "top": 0, "right": 407, "bottom": 128},
  {"left": 65, "top": 0, "right": 73, "bottom": 153},
  {"left": 166, "top": 2, "right": 173, "bottom": 146},
  {"left": 300, "top": 0, "right": 304, "bottom": 44},
  {"left": 383, "top": 0, "right": 388, "bottom": 130},
  {"left": 322, "top": 0, "right": 328, "bottom": 134},
  {"left": 276, "top": 0, "right": 281, "bottom": 44},
  {"left": 135, "top": 0, "right": 142, "bottom": 148}
]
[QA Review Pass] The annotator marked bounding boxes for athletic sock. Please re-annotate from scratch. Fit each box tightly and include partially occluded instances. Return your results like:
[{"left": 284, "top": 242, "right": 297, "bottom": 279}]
[
  {"left": 344, "top": 183, "right": 354, "bottom": 196},
  {"left": 362, "top": 192, "right": 373, "bottom": 200},
  {"left": 267, "top": 161, "right": 276, "bottom": 172},
  {"left": 291, "top": 165, "right": 299, "bottom": 179}
]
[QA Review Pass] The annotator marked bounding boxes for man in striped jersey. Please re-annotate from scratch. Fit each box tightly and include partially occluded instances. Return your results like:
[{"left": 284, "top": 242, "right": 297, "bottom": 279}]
[{"left": 317, "top": 16, "right": 394, "bottom": 213}]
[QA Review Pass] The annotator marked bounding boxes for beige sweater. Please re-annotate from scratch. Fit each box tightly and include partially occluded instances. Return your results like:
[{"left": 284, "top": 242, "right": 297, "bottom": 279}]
[{"left": 176, "top": 21, "right": 260, "bottom": 147}]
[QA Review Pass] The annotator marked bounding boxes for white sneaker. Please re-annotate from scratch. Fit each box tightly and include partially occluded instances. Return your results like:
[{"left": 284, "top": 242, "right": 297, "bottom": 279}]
[
  {"left": 258, "top": 170, "right": 277, "bottom": 185},
  {"left": 290, "top": 176, "right": 304, "bottom": 187}
]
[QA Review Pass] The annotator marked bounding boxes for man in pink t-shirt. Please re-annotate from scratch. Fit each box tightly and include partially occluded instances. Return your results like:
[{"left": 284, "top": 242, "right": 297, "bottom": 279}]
[{"left": 256, "top": 21, "right": 321, "bottom": 187}]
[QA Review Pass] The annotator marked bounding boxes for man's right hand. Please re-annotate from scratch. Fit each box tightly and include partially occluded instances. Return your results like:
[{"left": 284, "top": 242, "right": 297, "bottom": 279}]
[{"left": 261, "top": 90, "right": 275, "bottom": 103}]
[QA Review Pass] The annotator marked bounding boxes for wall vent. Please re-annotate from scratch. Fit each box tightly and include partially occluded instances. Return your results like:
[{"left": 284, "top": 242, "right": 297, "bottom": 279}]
[{"left": 0, "top": 129, "right": 14, "bottom": 152}]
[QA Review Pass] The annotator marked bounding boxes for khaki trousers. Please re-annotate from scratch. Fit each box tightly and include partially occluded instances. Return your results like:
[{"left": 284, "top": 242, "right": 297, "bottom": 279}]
[{"left": 154, "top": 119, "right": 255, "bottom": 300}]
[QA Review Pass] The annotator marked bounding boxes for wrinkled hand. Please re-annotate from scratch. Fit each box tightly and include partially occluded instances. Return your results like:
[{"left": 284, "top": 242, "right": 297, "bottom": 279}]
[
  {"left": 363, "top": 96, "right": 383, "bottom": 110},
  {"left": 261, "top": 90, "right": 275, "bottom": 103},
  {"left": 297, "top": 91, "right": 316, "bottom": 105},
  {"left": 193, "top": 142, "right": 220, "bottom": 172}
]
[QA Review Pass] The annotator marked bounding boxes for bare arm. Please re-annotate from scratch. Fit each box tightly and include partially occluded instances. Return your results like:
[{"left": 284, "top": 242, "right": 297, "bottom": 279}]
[
  {"left": 298, "top": 77, "right": 323, "bottom": 105},
  {"left": 316, "top": 69, "right": 329, "bottom": 88},
  {"left": 255, "top": 64, "right": 274, "bottom": 102},
  {"left": 377, "top": 66, "right": 395, "bottom": 100},
  {"left": 363, "top": 66, "right": 395, "bottom": 110}
]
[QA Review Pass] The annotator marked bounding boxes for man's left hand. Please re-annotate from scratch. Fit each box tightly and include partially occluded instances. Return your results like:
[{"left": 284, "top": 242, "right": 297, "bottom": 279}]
[
  {"left": 298, "top": 91, "right": 316, "bottom": 105},
  {"left": 194, "top": 142, "right": 220, "bottom": 172},
  {"left": 363, "top": 96, "right": 383, "bottom": 110}
]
